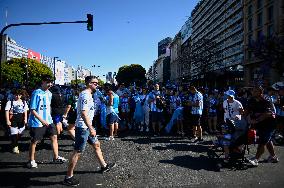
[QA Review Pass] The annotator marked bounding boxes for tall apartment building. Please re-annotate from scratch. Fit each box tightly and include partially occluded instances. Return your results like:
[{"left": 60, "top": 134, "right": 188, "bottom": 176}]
[
  {"left": 153, "top": 37, "right": 172, "bottom": 83},
  {"left": 169, "top": 33, "right": 181, "bottom": 83},
  {"left": 243, "top": 0, "right": 284, "bottom": 85},
  {"left": 190, "top": 0, "right": 244, "bottom": 87}
]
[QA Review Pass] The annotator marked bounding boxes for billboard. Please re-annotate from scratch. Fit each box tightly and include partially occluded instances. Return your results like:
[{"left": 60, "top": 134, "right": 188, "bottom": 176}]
[
  {"left": 180, "top": 17, "right": 192, "bottom": 44},
  {"left": 28, "top": 49, "right": 41, "bottom": 62},
  {"left": 55, "top": 60, "right": 65, "bottom": 85},
  {"left": 158, "top": 37, "right": 172, "bottom": 57}
]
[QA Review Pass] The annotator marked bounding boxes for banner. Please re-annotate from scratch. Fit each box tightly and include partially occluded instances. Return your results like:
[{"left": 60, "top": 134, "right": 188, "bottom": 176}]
[{"left": 28, "top": 49, "right": 40, "bottom": 62}]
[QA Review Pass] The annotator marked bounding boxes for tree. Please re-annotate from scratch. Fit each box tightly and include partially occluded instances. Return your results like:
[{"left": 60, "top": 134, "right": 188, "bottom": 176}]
[
  {"left": 115, "top": 64, "right": 146, "bottom": 86},
  {"left": 190, "top": 37, "right": 221, "bottom": 86},
  {"left": 248, "top": 35, "right": 284, "bottom": 74},
  {"left": 1, "top": 57, "right": 53, "bottom": 88}
]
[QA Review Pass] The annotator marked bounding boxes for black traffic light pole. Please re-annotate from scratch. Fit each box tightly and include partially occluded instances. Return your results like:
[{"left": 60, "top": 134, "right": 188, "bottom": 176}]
[{"left": 0, "top": 18, "right": 91, "bottom": 88}]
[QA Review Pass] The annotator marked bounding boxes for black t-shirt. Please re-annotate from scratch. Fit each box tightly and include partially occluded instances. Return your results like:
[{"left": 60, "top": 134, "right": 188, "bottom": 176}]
[
  {"left": 247, "top": 97, "right": 276, "bottom": 129},
  {"left": 51, "top": 93, "right": 65, "bottom": 115}
]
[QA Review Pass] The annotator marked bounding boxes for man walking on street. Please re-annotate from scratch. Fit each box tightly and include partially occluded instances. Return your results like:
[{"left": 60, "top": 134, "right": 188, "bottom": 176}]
[
  {"left": 63, "top": 76, "right": 116, "bottom": 187},
  {"left": 27, "top": 75, "right": 67, "bottom": 169},
  {"left": 247, "top": 86, "right": 279, "bottom": 166}
]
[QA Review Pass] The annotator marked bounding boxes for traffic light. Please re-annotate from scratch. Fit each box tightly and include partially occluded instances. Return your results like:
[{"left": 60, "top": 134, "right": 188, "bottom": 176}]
[{"left": 87, "top": 14, "right": 93, "bottom": 31}]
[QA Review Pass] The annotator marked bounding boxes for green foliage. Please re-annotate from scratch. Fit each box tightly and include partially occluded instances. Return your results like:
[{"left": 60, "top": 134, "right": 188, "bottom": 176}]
[
  {"left": 1, "top": 57, "right": 53, "bottom": 88},
  {"left": 71, "top": 79, "right": 85, "bottom": 86},
  {"left": 116, "top": 64, "right": 146, "bottom": 86}
]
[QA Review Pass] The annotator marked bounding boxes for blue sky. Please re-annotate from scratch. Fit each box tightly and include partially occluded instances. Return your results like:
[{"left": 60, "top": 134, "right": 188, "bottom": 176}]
[{"left": 0, "top": 0, "right": 199, "bottom": 80}]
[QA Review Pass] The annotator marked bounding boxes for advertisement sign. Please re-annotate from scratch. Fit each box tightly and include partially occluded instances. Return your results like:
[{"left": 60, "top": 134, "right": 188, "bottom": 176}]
[
  {"left": 55, "top": 60, "right": 65, "bottom": 85},
  {"left": 158, "top": 37, "right": 172, "bottom": 57},
  {"left": 180, "top": 18, "right": 192, "bottom": 44},
  {"left": 28, "top": 49, "right": 41, "bottom": 62}
]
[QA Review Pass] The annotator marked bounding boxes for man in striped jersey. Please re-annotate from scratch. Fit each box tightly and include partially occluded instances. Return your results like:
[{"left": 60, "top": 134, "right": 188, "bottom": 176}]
[{"left": 27, "top": 75, "right": 67, "bottom": 169}]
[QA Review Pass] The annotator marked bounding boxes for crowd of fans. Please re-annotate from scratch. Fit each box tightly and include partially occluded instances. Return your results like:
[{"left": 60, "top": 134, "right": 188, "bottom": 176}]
[{"left": 0, "top": 78, "right": 283, "bottom": 173}]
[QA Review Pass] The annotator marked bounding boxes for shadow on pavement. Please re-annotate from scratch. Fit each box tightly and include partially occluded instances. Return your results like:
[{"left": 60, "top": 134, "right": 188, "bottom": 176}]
[
  {"left": 152, "top": 143, "right": 209, "bottom": 153},
  {"left": 160, "top": 154, "right": 217, "bottom": 171},
  {"left": 0, "top": 170, "right": 92, "bottom": 187}
]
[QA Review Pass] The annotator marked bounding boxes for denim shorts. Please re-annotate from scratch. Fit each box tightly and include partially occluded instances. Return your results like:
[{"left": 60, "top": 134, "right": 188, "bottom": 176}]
[
  {"left": 106, "top": 112, "right": 119, "bottom": 125},
  {"left": 74, "top": 127, "right": 99, "bottom": 152}
]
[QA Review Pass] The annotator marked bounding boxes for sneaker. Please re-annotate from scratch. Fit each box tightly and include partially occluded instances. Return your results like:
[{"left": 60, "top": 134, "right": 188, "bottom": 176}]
[
  {"left": 197, "top": 138, "right": 204, "bottom": 142},
  {"left": 27, "top": 160, "right": 38, "bottom": 168},
  {"left": 192, "top": 137, "right": 198, "bottom": 142},
  {"left": 248, "top": 158, "right": 259, "bottom": 166},
  {"left": 63, "top": 176, "right": 80, "bottom": 187},
  {"left": 224, "top": 157, "right": 230, "bottom": 164},
  {"left": 265, "top": 155, "right": 279, "bottom": 163},
  {"left": 101, "top": 163, "right": 116, "bottom": 173},
  {"left": 53, "top": 156, "right": 68, "bottom": 164},
  {"left": 105, "top": 136, "right": 115, "bottom": 141},
  {"left": 12, "top": 146, "right": 20, "bottom": 154}
]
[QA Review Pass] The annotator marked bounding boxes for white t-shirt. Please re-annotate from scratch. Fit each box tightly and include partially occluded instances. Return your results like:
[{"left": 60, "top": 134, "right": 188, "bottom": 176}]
[
  {"left": 5, "top": 100, "right": 29, "bottom": 114},
  {"left": 223, "top": 99, "right": 243, "bottom": 122},
  {"left": 76, "top": 90, "right": 95, "bottom": 129}
]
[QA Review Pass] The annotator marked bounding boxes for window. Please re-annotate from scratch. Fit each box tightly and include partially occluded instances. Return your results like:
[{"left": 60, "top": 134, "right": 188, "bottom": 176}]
[
  {"left": 248, "top": 34, "right": 253, "bottom": 45},
  {"left": 257, "top": 12, "right": 263, "bottom": 27},
  {"left": 257, "top": 30, "right": 263, "bottom": 40},
  {"left": 248, "top": 51, "right": 252, "bottom": 60},
  {"left": 248, "top": 4, "right": 253, "bottom": 15},
  {"left": 267, "top": 25, "right": 274, "bottom": 37},
  {"left": 257, "top": 0, "right": 262, "bottom": 9},
  {"left": 267, "top": 6, "right": 273, "bottom": 21},
  {"left": 248, "top": 18, "right": 253, "bottom": 31}
]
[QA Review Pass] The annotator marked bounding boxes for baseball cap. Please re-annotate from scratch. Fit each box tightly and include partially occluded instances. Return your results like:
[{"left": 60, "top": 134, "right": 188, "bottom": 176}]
[
  {"left": 42, "top": 75, "right": 54, "bottom": 82},
  {"left": 225, "top": 89, "right": 235, "bottom": 97}
]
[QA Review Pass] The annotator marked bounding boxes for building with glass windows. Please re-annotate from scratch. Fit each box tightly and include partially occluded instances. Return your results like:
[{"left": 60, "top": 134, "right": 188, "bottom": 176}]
[
  {"left": 243, "top": 0, "right": 284, "bottom": 85},
  {"left": 190, "top": 0, "right": 244, "bottom": 87}
]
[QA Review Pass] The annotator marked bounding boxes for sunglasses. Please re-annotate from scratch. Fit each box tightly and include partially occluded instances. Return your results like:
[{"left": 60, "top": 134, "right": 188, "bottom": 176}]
[{"left": 90, "top": 81, "right": 98, "bottom": 85}]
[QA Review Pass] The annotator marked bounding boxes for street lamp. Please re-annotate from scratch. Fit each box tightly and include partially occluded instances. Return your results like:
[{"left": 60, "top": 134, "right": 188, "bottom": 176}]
[
  {"left": 90, "top": 65, "right": 100, "bottom": 76},
  {"left": 53, "top": 57, "right": 59, "bottom": 84}
]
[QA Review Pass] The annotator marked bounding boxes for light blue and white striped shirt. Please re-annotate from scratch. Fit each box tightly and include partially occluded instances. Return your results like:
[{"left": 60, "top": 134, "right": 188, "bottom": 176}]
[{"left": 28, "top": 89, "right": 53, "bottom": 127}]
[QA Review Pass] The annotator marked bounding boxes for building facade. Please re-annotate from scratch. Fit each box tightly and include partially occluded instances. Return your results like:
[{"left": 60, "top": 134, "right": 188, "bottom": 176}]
[
  {"left": 2, "top": 34, "right": 28, "bottom": 61},
  {"left": 190, "top": 0, "right": 244, "bottom": 87},
  {"left": 170, "top": 33, "right": 181, "bottom": 84},
  {"left": 243, "top": 0, "right": 284, "bottom": 85}
]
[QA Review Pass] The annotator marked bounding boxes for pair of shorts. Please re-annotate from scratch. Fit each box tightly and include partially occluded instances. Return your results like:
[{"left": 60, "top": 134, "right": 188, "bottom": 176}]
[
  {"left": 52, "top": 114, "right": 63, "bottom": 124},
  {"left": 74, "top": 127, "right": 99, "bottom": 152},
  {"left": 191, "top": 114, "right": 201, "bottom": 126},
  {"left": 29, "top": 124, "right": 57, "bottom": 142},
  {"left": 106, "top": 113, "right": 119, "bottom": 125},
  {"left": 67, "top": 111, "right": 77, "bottom": 124},
  {"left": 151, "top": 111, "right": 163, "bottom": 123},
  {"left": 11, "top": 114, "right": 24, "bottom": 127},
  {"left": 257, "top": 128, "right": 275, "bottom": 145}
]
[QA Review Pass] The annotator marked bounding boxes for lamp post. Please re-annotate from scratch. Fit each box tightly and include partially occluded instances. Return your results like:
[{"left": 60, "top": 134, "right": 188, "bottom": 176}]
[
  {"left": 53, "top": 57, "right": 59, "bottom": 84},
  {"left": 25, "top": 61, "right": 29, "bottom": 88},
  {"left": 91, "top": 65, "right": 100, "bottom": 76}
]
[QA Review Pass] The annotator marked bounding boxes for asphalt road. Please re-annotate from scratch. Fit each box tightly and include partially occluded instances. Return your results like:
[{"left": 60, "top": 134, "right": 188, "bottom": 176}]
[{"left": 0, "top": 130, "right": 284, "bottom": 188}]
